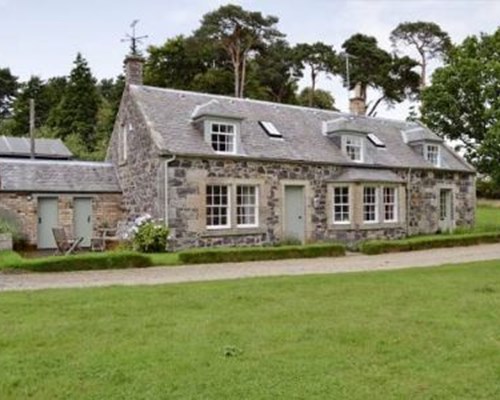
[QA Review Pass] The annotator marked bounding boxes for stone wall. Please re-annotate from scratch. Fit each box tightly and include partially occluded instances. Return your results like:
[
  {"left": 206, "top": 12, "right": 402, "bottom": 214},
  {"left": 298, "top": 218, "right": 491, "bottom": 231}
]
[
  {"left": 165, "top": 157, "right": 475, "bottom": 250},
  {"left": 0, "top": 192, "right": 123, "bottom": 247},
  {"left": 106, "top": 87, "right": 164, "bottom": 220},
  {"left": 396, "top": 169, "right": 476, "bottom": 235}
]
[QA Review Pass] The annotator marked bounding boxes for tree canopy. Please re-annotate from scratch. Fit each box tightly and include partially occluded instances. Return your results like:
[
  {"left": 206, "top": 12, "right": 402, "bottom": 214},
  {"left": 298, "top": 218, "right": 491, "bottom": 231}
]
[
  {"left": 0, "top": 67, "right": 18, "bottom": 119},
  {"left": 194, "top": 4, "right": 283, "bottom": 98},
  {"left": 294, "top": 42, "right": 337, "bottom": 107},
  {"left": 390, "top": 21, "right": 451, "bottom": 88},
  {"left": 421, "top": 28, "right": 500, "bottom": 185},
  {"left": 341, "top": 34, "right": 420, "bottom": 116}
]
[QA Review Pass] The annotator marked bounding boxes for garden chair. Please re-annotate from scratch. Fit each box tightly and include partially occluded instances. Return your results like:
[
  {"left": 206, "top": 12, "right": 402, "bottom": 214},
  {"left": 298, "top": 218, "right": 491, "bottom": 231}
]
[
  {"left": 90, "top": 221, "right": 126, "bottom": 252},
  {"left": 52, "top": 227, "right": 84, "bottom": 256}
]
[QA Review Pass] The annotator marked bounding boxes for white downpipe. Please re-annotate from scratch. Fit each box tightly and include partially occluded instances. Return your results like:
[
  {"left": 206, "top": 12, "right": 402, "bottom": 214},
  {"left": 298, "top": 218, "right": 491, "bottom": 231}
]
[
  {"left": 163, "top": 155, "right": 176, "bottom": 226},
  {"left": 406, "top": 167, "right": 411, "bottom": 237}
]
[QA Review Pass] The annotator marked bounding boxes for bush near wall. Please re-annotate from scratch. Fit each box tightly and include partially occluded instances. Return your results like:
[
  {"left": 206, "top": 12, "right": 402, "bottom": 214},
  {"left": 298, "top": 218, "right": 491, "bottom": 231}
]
[
  {"left": 1, "top": 251, "right": 152, "bottom": 272},
  {"left": 179, "top": 243, "right": 345, "bottom": 264},
  {"left": 360, "top": 232, "right": 500, "bottom": 255}
]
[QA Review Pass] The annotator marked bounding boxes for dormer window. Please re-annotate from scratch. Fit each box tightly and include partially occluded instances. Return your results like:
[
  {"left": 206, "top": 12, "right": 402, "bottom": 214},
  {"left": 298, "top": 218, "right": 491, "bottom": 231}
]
[
  {"left": 210, "top": 122, "right": 236, "bottom": 154},
  {"left": 425, "top": 144, "right": 440, "bottom": 166},
  {"left": 342, "top": 135, "right": 364, "bottom": 162}
]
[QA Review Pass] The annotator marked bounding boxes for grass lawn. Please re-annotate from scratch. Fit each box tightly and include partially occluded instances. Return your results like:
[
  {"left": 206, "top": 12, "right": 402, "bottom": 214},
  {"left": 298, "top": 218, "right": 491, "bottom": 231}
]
[
  {"left": 1, "top": 261, "right": 500, "bottom": 399},
  {"left": 476, "top": 203, "right": 500, "bottom": 232}
]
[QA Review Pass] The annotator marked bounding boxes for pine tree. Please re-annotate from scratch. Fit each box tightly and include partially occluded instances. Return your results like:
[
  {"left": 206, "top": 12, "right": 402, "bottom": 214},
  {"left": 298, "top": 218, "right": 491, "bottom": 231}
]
[{"left": 50, "top": 53, "right": 100, "bottom": 151}]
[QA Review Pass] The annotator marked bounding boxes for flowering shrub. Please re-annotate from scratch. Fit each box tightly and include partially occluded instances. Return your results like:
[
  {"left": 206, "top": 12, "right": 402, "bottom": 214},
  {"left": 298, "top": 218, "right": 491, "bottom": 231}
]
[{"left": 128, "top": 214, "right": 169, "bottom": 253}]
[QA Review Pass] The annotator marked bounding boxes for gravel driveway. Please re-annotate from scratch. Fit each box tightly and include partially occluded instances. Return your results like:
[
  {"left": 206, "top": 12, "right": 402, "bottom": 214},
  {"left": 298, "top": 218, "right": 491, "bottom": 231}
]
[{"left": 1, "top": 243, "right": 499, "bottom": 292}]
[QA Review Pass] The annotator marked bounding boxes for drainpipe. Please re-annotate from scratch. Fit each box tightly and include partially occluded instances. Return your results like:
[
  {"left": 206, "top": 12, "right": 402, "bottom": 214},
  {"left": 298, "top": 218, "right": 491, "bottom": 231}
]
[
  {"left": 406, "top": 167, "right": 412, "bottom": 237},
  {"left": 163, "top": 155, "right": 176, "bottom": 226}
]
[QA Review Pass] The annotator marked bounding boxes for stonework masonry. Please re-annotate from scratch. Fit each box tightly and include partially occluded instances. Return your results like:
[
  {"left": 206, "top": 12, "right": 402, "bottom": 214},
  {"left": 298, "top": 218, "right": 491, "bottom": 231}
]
[
  {"left": 0, "top": 192, "right": 123, "bottom": 246},
  {"left": 165, "top": 157, "right": 475, "bottom": 250},
  {"left": 107, "top": 87, "right": 164, "bottom": 220}
]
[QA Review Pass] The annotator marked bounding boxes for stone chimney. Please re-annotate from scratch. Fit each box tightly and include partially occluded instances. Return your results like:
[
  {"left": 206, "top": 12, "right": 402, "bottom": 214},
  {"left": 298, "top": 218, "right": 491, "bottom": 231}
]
[
  {"left": 124, "top": 55, "right": 144, "bottom": 85},
  {"left": 349, "top": 82, "right": 366, "bottom": 116}
]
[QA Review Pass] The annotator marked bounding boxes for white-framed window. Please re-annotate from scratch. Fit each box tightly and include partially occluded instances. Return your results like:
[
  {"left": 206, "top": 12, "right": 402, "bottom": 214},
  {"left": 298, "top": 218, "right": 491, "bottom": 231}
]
[
  {"left": 425, "top": 144, "right": 440, "bottom": 166},
  {"left": 120, "top": 123, "right": 131, "bottom": 163},
  {"left": 210, "top": 122, "right": 236, "bottom": 154},
  {"left": 206, "top": 185, "right": 230, "bottom": 229},
  {"left": 383, "top": 187, "right": 397, "bottom": 222},
  {"left": 332, "top": 186, "right": 350, "bottom": 224},
  {"left": 236, "top": 185, "right": 258, "bottom": 227},
  {"left": 363, "top": 186, "right": 378, "bottom": 223},
  {"left": 342, "top": 135, "right": 364, "bottom": 162}
]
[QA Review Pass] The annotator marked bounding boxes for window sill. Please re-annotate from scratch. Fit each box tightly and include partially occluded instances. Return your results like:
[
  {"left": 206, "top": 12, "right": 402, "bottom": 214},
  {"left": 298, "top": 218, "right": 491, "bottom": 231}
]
[
  {"left": 358, "top": 222, "right": 405, "bottom": 230},
  {"left": 201, "top": 228, "right": 266, "bottom": 237}
]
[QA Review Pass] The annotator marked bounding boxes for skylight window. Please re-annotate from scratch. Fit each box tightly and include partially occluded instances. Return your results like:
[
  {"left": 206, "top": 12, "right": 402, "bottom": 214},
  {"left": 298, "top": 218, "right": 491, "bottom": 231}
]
[
  {"left": 259, "top": 121, "right": 283, "bottom": 139},
  {"left": 367, "top": 133, "right": 385, "bottom": 148}
]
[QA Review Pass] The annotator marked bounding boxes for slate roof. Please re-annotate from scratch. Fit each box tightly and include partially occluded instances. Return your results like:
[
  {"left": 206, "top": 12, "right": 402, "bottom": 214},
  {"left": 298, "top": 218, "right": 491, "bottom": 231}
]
[
  {"left": 330, "top": 168, "right": 404, "bottom": 183},
  {"left": 130, "top": 85, "right": 473, "bottom": 173},
  {"left": 0, "top": 159, "right": 121, "bottom": 193},
  {"left": 0, "top": 136, "right": 73, "bottom": 159}
]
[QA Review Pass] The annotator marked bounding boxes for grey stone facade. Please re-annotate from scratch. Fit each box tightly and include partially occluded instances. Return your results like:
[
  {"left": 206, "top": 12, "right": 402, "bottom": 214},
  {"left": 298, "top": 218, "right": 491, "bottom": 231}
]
[
  {"left": 107, "top": 87, "right": 164, "bottom": 219},
  {"left": 164, "top": 157, "right": 475, "bottom": 250}
]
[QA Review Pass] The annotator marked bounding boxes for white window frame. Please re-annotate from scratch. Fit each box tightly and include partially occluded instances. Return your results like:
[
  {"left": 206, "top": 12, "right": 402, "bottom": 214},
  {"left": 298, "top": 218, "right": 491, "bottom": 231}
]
[
  {"left": 210, "top": 122, "right": 236, "bottom": 155},
  {"left": 425, "top": 144, "right": 440, "bottom": 167},
  {"left": 332, "top": 186, "right": 351, "bottom": 224},
  {"left": 236, "top": 185, "right": 259, "bottom": 228},
  {"left": 206, "top": 185, "right": 231, "bottom": 229},
  {"left": 342, "top": 135, "right": 364, "bottom": 162},
  {"left": 363, "top": 186, "right": 378, "bottom": 223},
  {"left": 119, "top": 123, "right": 130, "bottom": 163},
  {"left": 383, "top": 187, "right": 398, "bottom": 223}
]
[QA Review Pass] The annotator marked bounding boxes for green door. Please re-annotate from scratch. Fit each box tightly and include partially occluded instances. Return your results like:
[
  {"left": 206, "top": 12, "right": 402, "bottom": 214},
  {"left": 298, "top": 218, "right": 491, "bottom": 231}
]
[
  {"left": 284, "top": 186, "right": 305, "bottom": 243},
  {"left": 37, "top": 197, "right": 58, "bottom": 249},
  {"left": 74, "top": 197, "right": 93, "bottom": 247}
]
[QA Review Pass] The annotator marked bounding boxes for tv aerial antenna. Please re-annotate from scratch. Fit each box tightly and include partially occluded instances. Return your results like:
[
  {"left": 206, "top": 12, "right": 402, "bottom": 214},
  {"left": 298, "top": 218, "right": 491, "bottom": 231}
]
[{"left": 121, "top": 19, "right": 148, "bottom": 55}]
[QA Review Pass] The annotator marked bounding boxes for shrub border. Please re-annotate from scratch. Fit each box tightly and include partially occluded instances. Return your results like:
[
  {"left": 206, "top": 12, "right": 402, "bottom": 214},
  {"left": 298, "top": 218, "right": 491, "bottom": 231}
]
[
  {"left": 179, "top": 243, "right": 345, "bottom": 264},
  {"left": 2, "top": 251, "right": 152, "bottom": 272},
  {"left": 360, "top": 232, "right": 500, "bottom": 255}
]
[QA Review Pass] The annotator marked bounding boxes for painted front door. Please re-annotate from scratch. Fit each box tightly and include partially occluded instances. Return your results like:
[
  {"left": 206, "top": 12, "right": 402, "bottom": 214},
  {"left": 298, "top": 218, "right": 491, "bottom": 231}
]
[
  {"left": 284, "top": 186, "right": 305, "bottom": 243},
  {"left": 37, "top": 197, "right": 58, "bottom": 249},
  {"left": 439, "top": 189, "right": 453, "bottom": 232},
  {"left": 74, "top": 197, "right": 93, "bottom": 247}
]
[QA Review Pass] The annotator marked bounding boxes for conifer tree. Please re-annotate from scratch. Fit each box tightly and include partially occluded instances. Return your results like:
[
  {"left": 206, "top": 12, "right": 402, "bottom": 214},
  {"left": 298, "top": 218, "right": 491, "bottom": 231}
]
[{"left": 50, "top": 53, "right": 100, "bottom": 151}]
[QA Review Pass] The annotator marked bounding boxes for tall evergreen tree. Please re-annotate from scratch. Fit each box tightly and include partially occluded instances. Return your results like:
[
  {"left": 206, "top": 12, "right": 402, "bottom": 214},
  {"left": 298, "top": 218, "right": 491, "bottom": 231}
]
[
  {"left": 390, "top": 21, "right": 451, "bottom": 88},
  {"left": 294, "top": 42, "right": 337, "bottom": 107},
  {"left": 9, "top": 76, "right": 48, "bottom": 136},
  {"left": 50, "top": 53, "right": 100, "bottom": 151},
  {"left": 0, "top": 67, "right": 18, "bottom": 119}
]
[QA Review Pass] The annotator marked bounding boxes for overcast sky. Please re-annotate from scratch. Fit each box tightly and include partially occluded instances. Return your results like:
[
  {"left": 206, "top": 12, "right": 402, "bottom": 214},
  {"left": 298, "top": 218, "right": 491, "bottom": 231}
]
[{"left": 1, "top": 0, "right": 499, "bottom": 117}]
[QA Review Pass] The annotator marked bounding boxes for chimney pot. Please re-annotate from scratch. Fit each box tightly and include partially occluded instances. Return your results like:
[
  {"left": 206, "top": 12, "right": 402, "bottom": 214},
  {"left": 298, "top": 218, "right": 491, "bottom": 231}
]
[
  {"left": 124, "top": 55, "right": 144, "bottom": 85},
  {"left": 349, "top": 82, "right": 366, "bottom": 116}
]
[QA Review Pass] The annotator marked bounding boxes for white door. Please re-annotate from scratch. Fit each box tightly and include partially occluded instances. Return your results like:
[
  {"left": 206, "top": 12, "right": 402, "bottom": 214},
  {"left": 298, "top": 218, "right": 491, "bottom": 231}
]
[
  {"left": 284, "top": 186, "right": 305, "bottom": 243},
  {"left": 74, "top": 197, "right": 93, "bottom": 247},
  {"left": 37, "top": 197, "right": 58, "bottom": 249}
]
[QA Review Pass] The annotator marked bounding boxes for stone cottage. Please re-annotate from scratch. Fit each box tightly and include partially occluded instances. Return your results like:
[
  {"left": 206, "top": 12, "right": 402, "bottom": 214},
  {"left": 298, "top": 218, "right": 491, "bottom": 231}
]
[
  {"left": 0, "top": 136, "right": 122, "bottom": 249},
  {"left": 105, "top": 56, "right": 475, "bottom": 250}
]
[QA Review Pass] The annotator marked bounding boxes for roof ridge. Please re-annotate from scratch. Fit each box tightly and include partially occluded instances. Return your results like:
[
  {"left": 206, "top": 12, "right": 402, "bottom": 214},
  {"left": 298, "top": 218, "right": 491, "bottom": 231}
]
[{"left": 132, "top": 84, "right": 417, "bottom": 126}]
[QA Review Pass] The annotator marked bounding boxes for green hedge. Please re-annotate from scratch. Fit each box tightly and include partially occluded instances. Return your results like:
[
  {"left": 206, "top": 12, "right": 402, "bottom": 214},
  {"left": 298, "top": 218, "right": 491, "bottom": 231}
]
[
  {"left": 179, "top": 243, "right": 345, "bottom": 264},
  {"left": 360, "top": 232, "right": 500, "bottom": 255},
  {"left": 6, "top": 251, "right": 152, "bottom": 272}
]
